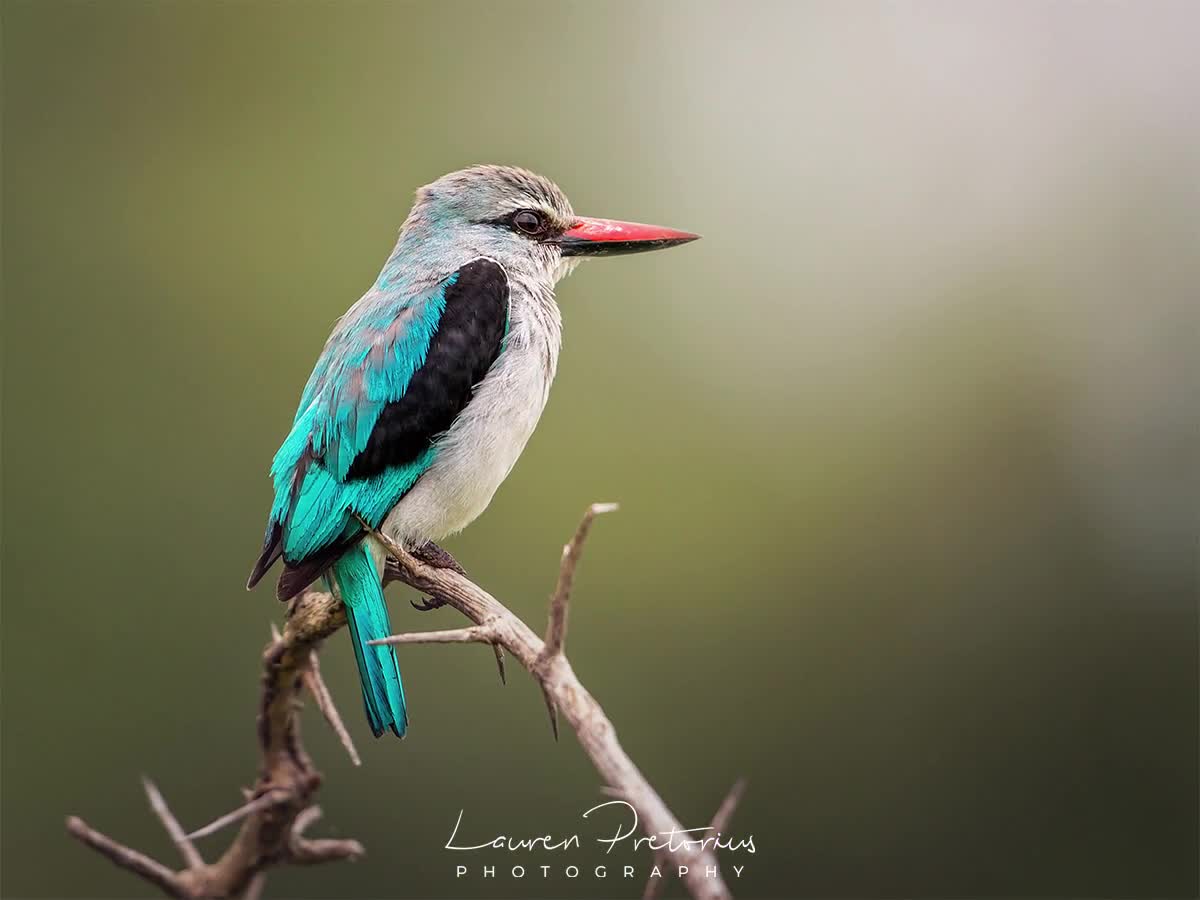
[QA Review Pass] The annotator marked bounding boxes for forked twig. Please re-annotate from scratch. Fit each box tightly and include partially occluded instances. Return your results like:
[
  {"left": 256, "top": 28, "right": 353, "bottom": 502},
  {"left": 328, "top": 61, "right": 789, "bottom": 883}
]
[
  {"left": 642, "top": 778, "right": 749, "bottom": 900},
  {"left": 142, "top": 777, "right": 204, "bottom": 870},
  {"left": 545, "top": 501, "right": 619, "bottom": 656},
  {"left": 303, "top": 648, "right": 361, "bottom": 766},
  {"left": 268, "top": 621, "right": 360, "bottom": 765},
  {"left": 187, "top": 791, "right": 286, "bottom": 841},
  {"left": 371, "top": 503, "right": 737, "bottom": 900},
  {"left": 68, "top": 591, "right": 359, "bottom": 898},
  {"left": 69, "top": 504, "right": 741, "bottom": 900},
  {"left": 65, "top": 816, "right": 182, "bottom": 897}
]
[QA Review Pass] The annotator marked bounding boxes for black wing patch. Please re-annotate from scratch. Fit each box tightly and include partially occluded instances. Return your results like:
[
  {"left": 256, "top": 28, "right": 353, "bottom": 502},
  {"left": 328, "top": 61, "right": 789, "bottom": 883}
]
[
  {"left": 346, "top": 258, "right": 509, "bottom": 481},
  {"left": 247, "top": 258, "right": 508, "bottom": 600}
]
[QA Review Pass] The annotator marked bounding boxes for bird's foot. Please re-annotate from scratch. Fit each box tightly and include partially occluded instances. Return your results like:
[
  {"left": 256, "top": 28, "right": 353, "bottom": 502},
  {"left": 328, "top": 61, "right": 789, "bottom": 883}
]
[
  {"left": 408, "top": 541, "right": 466, "bottom": 612},
  {"left": 410, "top": 595, "right": 447, "bottom": 612},
  {"left": 409, "top": 541, "right": 467, "bottom": 575}
]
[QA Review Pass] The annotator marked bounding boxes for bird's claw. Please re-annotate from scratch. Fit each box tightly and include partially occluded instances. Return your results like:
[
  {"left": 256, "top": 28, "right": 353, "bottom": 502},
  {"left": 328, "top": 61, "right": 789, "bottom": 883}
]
[
  {"left": 405, "top": 542, "right": 460, "bottom": 611},
  {"left": 410, "top": 595, "right": 447, "bottom": 612},
  {"left": 410, "top": 541, "right": 467, "bottom": 576}
]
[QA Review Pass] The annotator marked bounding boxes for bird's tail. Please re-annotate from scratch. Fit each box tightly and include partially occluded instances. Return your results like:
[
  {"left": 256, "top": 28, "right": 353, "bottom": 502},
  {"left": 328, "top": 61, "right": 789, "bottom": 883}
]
[{"left": 330, "top": 543, "right": 407, "bottom": 738}]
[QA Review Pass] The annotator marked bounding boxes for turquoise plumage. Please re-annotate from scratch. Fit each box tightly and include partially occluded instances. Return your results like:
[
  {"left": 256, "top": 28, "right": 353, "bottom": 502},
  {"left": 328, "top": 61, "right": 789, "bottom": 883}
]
[
  {"left": 253, "top": 272, "right": 461, "bottom": 738},
  {"left": 269, "top": 275, "right": 457, "bottom": 561},
  {"left": 249, "top": 165, "right": 698, "bottom": 741},
  {"left": 332, "top": 543, "right": 407, "bottom": 737}
]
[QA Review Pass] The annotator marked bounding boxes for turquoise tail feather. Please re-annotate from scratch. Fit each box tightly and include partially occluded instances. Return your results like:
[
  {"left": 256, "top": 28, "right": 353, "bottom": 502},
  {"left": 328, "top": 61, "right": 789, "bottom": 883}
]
[{"left": 330, "top": 543, "right": 407, "bottom": 738}]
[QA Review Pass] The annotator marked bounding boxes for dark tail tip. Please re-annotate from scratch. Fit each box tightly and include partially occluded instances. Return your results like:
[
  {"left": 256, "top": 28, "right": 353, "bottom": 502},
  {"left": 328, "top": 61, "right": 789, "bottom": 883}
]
[
  {"left": 274, "top": 532, "right": 366, "bottom": 601},
  {"left": 246, "top": 550, "right": 281, "bottom": 590},
  {"left": 247, "top": 521, "right": 284, "bottom": 590},
  {"left": 276, "top": 562, "right": 325, "bottom": 602}
]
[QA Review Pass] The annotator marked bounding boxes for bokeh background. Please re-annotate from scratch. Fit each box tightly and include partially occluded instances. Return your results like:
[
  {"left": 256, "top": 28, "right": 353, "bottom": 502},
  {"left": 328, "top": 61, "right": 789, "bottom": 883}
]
[{"left": 3, "top": 2, "right": 1197, "bottom": 898}]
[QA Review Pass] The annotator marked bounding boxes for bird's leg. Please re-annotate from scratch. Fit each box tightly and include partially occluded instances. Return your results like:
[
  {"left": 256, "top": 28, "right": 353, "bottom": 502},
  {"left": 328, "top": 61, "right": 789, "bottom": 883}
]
[
  {"left": 409, "top": 541, "right": 467, "bottom": 575},
  {"left": 408, "top": 541, "right": 466, "bottom": 611}
]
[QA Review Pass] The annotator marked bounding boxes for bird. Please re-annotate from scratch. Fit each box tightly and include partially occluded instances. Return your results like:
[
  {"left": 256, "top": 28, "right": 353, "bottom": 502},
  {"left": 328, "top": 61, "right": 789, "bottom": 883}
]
[{"left": 247, "top": 165, "right": 698, "bottom": 739}]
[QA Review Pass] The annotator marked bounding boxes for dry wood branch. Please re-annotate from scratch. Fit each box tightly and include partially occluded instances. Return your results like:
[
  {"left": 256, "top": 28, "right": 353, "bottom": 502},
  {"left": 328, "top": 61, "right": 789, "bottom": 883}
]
[
  {"left": 241, "top": 874, "right": 265, "bottom": 900},
  {"left": 286, "top": 805, "right": 365, "bottom": 865},
  {"left": 544, "top": 501, "right": 618, "bottom": 657},
  {"left": 270, "top": 621, "right": 360, "bottom": 765},
  {"left": 376, "top": 504, "right": 738, "bottom": 900},
  {"left": 186, "top": 791, "right": 287, "bottom": 841},
  {"left": 372, "top": 624, "right": 496, "bottom": 645},
  {"left": 68, "top": 503, "right": 740, "bottom": 900},
  {"left": 710, "top": 777, "right": 749, "bottom": 835},
  {"left": 642, "top": 778, "right": 749, "bottom": 900},
  {"left": 67, "top": 590, "right": 361, "bottom": 898},
  {"left": 143, "top": 777, "right": 204, "bottom": 870},
  {"left": 65, "top": 816, "right": 183, "bottom": 897},
  {"left": 303, "top": 648, "right": 361, "bottom": 766}
]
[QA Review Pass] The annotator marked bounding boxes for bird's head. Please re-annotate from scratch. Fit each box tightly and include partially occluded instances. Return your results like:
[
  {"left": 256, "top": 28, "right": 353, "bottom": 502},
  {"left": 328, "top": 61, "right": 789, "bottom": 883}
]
[{"left": 398, "top": 165, "right": 699, "bottom": 285}]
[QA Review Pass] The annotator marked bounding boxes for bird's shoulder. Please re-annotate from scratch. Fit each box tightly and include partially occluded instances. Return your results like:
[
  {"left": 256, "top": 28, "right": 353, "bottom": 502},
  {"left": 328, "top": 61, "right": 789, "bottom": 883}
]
[
  {"left": 337, "top": 256, "right": 511, "bottom": 481},
  {"left": 251, "top": 257, "right": 510, "bottom": 590},
  {"left": 276, "top": 257, "right": 511, "bottom": 489}
]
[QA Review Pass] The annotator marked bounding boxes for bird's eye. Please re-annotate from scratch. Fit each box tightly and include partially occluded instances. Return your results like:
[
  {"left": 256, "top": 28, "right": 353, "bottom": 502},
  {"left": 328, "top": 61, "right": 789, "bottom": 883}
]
[{"left": 512, "top": 209, "right": 546, "bottom": 236}]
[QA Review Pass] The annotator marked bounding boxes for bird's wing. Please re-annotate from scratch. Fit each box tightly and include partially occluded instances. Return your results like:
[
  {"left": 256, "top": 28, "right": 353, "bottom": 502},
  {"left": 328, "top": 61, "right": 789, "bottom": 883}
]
[{"left": 248, "top": 258, "right": 509, "bottom": 594}]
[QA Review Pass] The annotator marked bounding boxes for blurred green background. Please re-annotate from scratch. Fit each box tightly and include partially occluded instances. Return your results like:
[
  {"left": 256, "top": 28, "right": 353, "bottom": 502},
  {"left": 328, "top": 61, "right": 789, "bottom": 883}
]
[{"left": 3, "top": 2, "right": 1197, "bottom": 898}]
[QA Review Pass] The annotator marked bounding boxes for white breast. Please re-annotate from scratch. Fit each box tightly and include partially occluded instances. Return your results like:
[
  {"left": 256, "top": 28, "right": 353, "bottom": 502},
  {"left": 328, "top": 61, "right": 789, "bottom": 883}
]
[{"left": 381, "top": 274, "right": 562, "bottom": 547}]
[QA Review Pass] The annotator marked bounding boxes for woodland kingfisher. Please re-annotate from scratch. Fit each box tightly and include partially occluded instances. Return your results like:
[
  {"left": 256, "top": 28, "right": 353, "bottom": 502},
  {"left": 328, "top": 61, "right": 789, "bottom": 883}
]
[{"left": 247, "top": 165, "right": 698, "bottom": 738}]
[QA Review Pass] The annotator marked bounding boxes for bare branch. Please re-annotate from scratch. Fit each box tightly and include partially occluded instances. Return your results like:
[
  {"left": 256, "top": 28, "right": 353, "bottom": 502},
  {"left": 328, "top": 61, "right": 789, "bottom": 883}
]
[
  {"left": 368, "top": 621, "right": 508, "bottom": 685},
  {"left": 374, "top": 503, "right": 734, "bottom": 900},
  {"left": 288, "top": 835, "right": 366, "bottom": 865},
  {"left": 643, "top": 777, "right": 749, "bottom": 900},
  {"left": 369, "top": 624, "right": 495, "bottom": 646},
  {"left": 362, "top": 515, "right": 405, "bottom": 559},
  {"left": 71, "top": 505, "right": 736, "bottom": 900},
  {"left": 644, "top": 862, "right": 669, "bottom": 900},
  {"left": 187, "top": 791, "right": 286, "bottom": 841},
  {"left": 303, "top": 649, "right": 361, "bottom": 767},
  {"left": 544, "top": 502, "right": 618, "bottom": 657},
  {"left": 711, "top": 777, "right": 748, "bottom": 834},
  {"left": 287, "top": 806, "right": 364, "bottom": 864},
  {"left": 142, "top": 777, "right": 204, "bottom": 870},
  {"left": 69, "top": 589, "right": 356, "bottom": 898},
  {"left": 65, "top": 816, "right": 184, "bottom": 897},
  {"left": 291, "top": 805, "right": 323, "bottom": 837},
  {"left": 241, "top": 873, "right": 265, "bottom": 900}
]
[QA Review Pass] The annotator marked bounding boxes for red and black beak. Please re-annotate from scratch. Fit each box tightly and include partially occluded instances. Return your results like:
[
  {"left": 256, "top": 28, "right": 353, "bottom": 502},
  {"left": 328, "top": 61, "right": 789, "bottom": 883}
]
[{"left": 557, "top": 217, "right": 700, "bottom": 257}]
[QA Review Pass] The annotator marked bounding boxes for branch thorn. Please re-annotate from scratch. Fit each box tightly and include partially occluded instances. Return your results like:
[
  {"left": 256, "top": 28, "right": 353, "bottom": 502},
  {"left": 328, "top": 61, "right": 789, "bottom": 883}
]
[
  {"left": 187, "top": 790, "right": 287, "bottom": 840},
  {"left": 303, "top": 649, "right": 361, "bottom": 767},
  {"left": 540, "top": 684, "right": 559, "bottom": 742},
  {"left": 543, "top": 502, "right": 618, "bottom": 659},
  {"left": 141, "top": 776, "right": 203, "bottom": 870},
  {"left": 492, "top": 643, "right": 507, "bottom": 685}
]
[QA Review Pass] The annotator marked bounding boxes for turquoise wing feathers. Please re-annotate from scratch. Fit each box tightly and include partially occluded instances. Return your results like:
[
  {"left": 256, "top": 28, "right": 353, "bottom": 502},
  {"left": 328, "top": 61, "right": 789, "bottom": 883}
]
[
  {"left": 247, "top": 257, "right": 510, "bottom": 601},
  {"left": 247, "top": 270, "right": 483, "bottom": 740},
  {"left": 247, "top": 258, "right": 509, "bottom": 739},
  {"left": 247, "top": 274, "right": 459, "bottom": 590}
]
